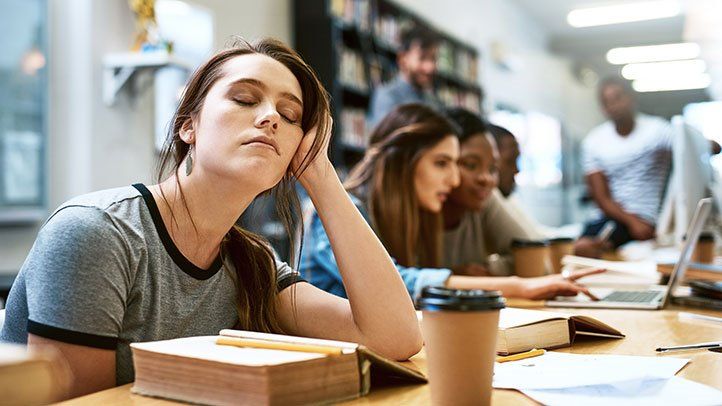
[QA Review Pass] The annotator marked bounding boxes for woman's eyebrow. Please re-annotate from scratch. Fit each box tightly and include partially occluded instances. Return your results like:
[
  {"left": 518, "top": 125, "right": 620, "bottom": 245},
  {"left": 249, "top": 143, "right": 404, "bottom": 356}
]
[
  {"left": 433, "top": 153, "right": 456, "bottom": 161},
  {"left": 229, "top": 78, "right": 303, "bottom": 108}
]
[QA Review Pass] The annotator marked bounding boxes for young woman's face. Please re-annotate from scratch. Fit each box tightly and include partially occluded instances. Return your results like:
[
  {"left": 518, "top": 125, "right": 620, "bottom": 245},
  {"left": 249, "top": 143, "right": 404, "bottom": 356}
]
[
  {"left": 413, "top": 135, "right": 460, "bottom": 213},
  {"left": 448, "top": 133, "right": 499, "bottom": 211},
  {"left": 191, "top": 53, "right": 305, "bottom": 189}
]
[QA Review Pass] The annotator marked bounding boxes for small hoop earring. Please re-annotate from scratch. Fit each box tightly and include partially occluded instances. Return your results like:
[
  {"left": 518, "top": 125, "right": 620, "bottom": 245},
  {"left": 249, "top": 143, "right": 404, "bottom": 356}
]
[{"left": 185, "top": 145, "right": 194, "bottom": 176}]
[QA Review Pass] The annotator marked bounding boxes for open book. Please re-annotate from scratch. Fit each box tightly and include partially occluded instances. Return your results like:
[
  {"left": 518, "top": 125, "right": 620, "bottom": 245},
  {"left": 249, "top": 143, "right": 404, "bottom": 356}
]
[
  {"left": 497, "top": 308, "right": 624, "bottom": 355},
  {"left": 131, "top": 330, "right": 426, "bottom": 405}
]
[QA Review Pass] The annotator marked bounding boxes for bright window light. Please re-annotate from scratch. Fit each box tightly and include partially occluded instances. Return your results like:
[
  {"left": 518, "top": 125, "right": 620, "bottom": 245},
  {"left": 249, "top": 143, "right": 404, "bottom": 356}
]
[
  {"left": 621, "top": 59, "right": 707, "bottom": 80},
  {"left": 607, "top": 43, "right": 701, "bottom": 65},
  {"left": 632, "top": 73, "right": 711, "bottom": 92},
  {"left": 567, "top": 1, "right": 681, "bottom": 28}
]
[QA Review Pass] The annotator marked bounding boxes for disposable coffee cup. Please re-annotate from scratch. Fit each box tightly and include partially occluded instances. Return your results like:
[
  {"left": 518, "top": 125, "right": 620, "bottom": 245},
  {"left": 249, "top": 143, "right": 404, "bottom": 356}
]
[
  {"left": 512, "top": 239, "right": 551, "bottom": 277},
  {"left": 549, "top": 237, "right": 574, "bottom": 274},
  {"left": 416, "top": 286, "right": 505, "bottom": 406},
  {"left": 692, "top": 232, "right": 715, "bottom": 264}
]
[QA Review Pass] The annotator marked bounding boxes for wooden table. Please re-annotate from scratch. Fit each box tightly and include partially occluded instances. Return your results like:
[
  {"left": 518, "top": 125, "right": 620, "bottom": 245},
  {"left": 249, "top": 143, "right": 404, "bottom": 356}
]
[{"left": 58, "top": 303, "right": 722, "bottom": 405}]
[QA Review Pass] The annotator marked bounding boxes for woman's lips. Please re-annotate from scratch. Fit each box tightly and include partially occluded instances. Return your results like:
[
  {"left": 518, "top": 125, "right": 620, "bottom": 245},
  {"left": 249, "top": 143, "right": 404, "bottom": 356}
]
[{"left": 245, "top": 141, "right": 277, "bottom": 153}]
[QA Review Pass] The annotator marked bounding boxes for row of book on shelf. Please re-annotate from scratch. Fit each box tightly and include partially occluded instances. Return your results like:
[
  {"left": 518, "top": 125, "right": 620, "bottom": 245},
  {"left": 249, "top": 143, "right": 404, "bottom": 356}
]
[{"left": 330, "top": 0, "right": 479, "bottom": 84}]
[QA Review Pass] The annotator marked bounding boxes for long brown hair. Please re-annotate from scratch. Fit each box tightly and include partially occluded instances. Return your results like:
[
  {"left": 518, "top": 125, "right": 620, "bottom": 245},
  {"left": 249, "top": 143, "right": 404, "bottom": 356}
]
[
  {"left": 345, "top": 104, "right": 459, "bottom": 268},
  {"left": 156, "top": 37, "right": 330, "bottom": 333}
]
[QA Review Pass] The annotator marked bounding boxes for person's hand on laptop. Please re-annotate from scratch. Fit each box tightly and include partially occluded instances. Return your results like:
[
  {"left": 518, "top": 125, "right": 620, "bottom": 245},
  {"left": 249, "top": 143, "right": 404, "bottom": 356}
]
[{"left": 511, "top": 268, "right": 606, "bottom": 301}]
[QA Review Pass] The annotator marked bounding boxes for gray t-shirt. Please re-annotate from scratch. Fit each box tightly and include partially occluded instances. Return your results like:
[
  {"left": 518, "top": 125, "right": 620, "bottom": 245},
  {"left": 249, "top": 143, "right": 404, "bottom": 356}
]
[{"left": 0, "top": 184, "right": 302, "bottom": 384}]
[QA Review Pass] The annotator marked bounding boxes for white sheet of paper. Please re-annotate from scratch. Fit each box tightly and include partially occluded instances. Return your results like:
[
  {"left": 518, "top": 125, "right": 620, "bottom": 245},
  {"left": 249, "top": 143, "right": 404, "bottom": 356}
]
[
  {"left": 520, "top": 376, "right": 722, "bottom": 406},
  {"left": 493, "top": 352, "right": 689, "bottom": 390}
]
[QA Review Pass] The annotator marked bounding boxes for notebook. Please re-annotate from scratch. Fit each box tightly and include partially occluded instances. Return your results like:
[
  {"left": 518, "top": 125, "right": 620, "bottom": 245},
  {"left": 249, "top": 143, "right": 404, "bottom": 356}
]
[{"left": 130, "top": 330, "right": 426, "bottom": 405}]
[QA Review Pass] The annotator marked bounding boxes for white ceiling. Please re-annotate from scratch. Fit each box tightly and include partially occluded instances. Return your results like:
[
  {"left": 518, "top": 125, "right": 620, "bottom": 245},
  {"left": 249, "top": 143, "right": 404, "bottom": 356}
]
[{"left": 511, "top": 0, "right": 709, "bottom": 118}]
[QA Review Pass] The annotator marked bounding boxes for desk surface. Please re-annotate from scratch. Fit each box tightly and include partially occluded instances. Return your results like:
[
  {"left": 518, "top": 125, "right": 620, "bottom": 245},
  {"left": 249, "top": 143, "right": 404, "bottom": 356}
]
[{"left": 58, "top": 303, "right": 722, "bottom": 405}]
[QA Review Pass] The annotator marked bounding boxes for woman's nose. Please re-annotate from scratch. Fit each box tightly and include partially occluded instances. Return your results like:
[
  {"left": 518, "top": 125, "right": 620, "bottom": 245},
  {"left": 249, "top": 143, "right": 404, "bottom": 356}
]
[
  {"left": 256, "top": 104, "right": 280, "bottom": 130},
  {"left": 449, "top": 165, "right": 461, "bottom": 187}
]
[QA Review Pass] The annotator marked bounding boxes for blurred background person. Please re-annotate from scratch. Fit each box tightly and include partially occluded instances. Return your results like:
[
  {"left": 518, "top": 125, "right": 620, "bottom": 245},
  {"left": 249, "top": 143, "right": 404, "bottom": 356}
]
[{"left": 367, "top": 26, "right": 441, "bottom": 127}]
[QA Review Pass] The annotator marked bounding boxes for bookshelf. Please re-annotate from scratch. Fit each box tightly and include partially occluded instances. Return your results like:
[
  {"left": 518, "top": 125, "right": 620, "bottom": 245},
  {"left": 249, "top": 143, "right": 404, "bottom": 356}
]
[{"left": 294, "top": 0, "right": 483, "bottom": 172}]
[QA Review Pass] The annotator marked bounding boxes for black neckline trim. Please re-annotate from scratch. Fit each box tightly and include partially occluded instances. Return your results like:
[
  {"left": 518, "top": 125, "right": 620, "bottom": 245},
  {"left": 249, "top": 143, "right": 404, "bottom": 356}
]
[{"left": 132, "top": 183, "right": 223, "bottom": 280}]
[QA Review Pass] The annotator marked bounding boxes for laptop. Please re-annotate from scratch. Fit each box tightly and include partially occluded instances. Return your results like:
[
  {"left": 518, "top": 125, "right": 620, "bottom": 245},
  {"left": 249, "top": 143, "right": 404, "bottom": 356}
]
[{"left": 546, "top": 198, "right": 712, "bottom": 310}]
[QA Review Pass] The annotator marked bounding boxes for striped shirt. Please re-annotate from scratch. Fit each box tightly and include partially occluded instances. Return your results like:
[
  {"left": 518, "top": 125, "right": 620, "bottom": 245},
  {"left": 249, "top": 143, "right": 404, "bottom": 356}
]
[{"left": 582, "top": 114, "right": 673, "bottom": 224}]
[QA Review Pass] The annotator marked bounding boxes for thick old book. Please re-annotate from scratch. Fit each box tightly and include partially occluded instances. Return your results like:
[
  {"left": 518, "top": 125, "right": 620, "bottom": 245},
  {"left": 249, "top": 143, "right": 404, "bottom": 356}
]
[
  {"left": 497, "top": 308, "right": 624, "bottom": 355},
  {"left": 130, "top": 330, "right": 426, "bottom": 406}
]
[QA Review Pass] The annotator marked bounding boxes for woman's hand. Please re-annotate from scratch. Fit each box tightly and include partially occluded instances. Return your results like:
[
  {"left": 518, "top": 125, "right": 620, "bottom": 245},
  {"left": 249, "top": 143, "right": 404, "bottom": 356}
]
[
  {"left": 511, "top": 268, "right": 605, "bottom": 300},
  {"left": 292, "top": 116, "right": 334, "bottom": 190}
]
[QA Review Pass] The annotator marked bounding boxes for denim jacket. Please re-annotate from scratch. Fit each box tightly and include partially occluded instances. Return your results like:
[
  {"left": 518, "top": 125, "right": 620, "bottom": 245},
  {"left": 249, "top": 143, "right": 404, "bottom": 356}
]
[{"left": 298, "top": 195, "right": 451, "bottom": 299}]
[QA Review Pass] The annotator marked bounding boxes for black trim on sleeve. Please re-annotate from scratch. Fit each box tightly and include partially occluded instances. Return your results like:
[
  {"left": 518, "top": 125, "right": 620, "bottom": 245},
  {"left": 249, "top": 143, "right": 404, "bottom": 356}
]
[
  {"left": 278, "top": 274, "right": 306, "bottom": 292},
  {"left": 132, "top": 183, "right": 223, "bottom": 280},
  {"left": 27, "top": 320, "right": 118, "bottom": 350}
]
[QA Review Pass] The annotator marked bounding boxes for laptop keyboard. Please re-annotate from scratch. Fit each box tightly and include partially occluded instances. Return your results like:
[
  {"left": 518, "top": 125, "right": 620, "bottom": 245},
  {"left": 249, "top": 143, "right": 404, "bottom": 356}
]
[{"left": 601, "top": 291, "right": 662, "bottom": 303}]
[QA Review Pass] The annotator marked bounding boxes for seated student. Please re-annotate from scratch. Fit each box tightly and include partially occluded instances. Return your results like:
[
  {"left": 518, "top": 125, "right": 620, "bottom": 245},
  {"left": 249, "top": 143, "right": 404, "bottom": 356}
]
[
  {"left": 0, "top": 38, "right": 422, "bottom": 400},
  {"left": 299, "top": 104, "right": 600, "bottom": 300},
  {"left": 442, "top": 108, "right": 547, "bottom": 276},
  {"left": 487, "top": 122, "right": 560, "bottom": 238}
]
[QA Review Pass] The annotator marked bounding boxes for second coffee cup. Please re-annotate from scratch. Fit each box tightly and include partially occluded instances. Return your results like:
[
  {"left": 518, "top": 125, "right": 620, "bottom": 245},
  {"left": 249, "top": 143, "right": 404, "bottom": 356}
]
[
  {"left": 512, "top": 239, "right": 551, "bottom": 277},
  {"left": 417, "top": 287, "right": 505, "bottom": 406},
  {"left": 549, "top": 237, "right": 575, "bottom": 274}
]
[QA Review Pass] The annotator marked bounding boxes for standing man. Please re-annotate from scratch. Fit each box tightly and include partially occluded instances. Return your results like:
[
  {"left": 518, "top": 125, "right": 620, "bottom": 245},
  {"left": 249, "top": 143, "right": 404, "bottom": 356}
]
[
  {"left": 367, "top": 26, "right": 441, "bottom": 127},
  {"left": 574, "top": 78, "right": 673, "bottom": 258}
]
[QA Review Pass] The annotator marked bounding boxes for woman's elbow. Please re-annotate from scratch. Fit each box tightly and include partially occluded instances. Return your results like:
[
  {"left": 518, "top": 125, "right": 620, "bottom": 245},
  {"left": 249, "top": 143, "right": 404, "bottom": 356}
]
[{"left": 371, "top": 328, "right": 423, "bottom": 361}]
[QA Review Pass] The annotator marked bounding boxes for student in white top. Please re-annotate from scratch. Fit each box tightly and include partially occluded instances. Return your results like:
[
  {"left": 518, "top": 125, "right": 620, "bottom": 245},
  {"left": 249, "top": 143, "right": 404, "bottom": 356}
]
[{"left": 575, "top": 78, "right": 673, "bottom": 257}]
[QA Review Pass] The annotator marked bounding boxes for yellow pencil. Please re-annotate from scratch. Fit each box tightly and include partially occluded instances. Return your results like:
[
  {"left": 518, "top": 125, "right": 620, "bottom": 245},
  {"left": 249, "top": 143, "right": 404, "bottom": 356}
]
[
  {"left": 496, "top": 348, "right": 546, "bottom": 363},
  {"left": 216, "top": 336, "right": 344, "bottom": 356}
]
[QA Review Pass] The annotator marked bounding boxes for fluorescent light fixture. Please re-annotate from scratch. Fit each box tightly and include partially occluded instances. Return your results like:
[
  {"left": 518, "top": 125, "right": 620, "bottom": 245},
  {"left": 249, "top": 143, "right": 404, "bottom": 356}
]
[
  {"left": 632, "top": 73, "right": 711, "bottom": 92},
  {"left": 621, "top": 59, "right": 707, "bottom": 80},
  {"left": 568, "top": 1, "right": 681, "bottom": 28},
  {"left": 607, "top": 43, "right": 701, "bottom": 65}
]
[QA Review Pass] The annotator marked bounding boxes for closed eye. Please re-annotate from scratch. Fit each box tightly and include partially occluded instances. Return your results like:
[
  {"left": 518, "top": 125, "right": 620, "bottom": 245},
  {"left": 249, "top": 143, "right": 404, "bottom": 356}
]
[
  {"left": 280, "top": 111, "right": 300, "bottom": 125},
  {"left": 233, "top": 97, "right": 257, "bottom": 106}
]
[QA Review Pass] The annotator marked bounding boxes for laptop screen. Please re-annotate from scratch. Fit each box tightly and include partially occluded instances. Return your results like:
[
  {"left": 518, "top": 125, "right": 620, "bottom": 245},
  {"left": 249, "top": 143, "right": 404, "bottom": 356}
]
[{"left": 661, "top": 198, "right": 713, "bottom": 308}]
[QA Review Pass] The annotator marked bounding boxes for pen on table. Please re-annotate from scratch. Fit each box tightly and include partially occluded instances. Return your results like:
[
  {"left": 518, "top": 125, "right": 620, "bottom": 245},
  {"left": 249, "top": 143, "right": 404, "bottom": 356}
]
[
  {"left": 496, "top": 348, "right": 546, "bottom": 363},
  {"left": 655, "top": 342, "right": 722, "bottom": 352},
  {"left": 216, "top": 336, "right": 344, "bottom": 356},
  {"left": 678, "top": 312, "right": 722, "bottom": 324}
]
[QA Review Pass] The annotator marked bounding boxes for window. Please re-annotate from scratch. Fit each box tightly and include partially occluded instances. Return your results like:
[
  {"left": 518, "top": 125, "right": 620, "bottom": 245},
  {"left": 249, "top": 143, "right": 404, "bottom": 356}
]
[{"left": 0, "top": 0, "right": 48, "bottom": 223}]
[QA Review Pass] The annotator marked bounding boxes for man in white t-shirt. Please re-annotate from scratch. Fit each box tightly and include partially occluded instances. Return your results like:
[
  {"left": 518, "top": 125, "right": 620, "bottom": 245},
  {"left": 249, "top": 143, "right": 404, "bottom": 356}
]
[{"left": 575, "top": 78, "right": 673, "bottom": 258}]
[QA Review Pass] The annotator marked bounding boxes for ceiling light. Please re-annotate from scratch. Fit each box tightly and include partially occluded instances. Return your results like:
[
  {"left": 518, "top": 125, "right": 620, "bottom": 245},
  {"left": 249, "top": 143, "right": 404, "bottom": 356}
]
[
  {"left": 621, "top": 59, "right": 707, "bottom": 80},
  {"left": 632, "top": 73, "right": 711, "bottom": 92},
  {"left": 568, "top": 1, "right": 681, "bottom": 28},
  {"left": 607, "top": 43, "right": 701, "bottom": 65}
]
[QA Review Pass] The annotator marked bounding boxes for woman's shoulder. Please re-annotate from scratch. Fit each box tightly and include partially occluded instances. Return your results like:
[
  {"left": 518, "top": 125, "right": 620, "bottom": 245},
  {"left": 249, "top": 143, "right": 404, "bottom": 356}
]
[
  {"left": 44, "top": 185, "right": 147, "bottom": 240},
  {"left": 58, "top": 185, "right": 144, "bottom": 212}
]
